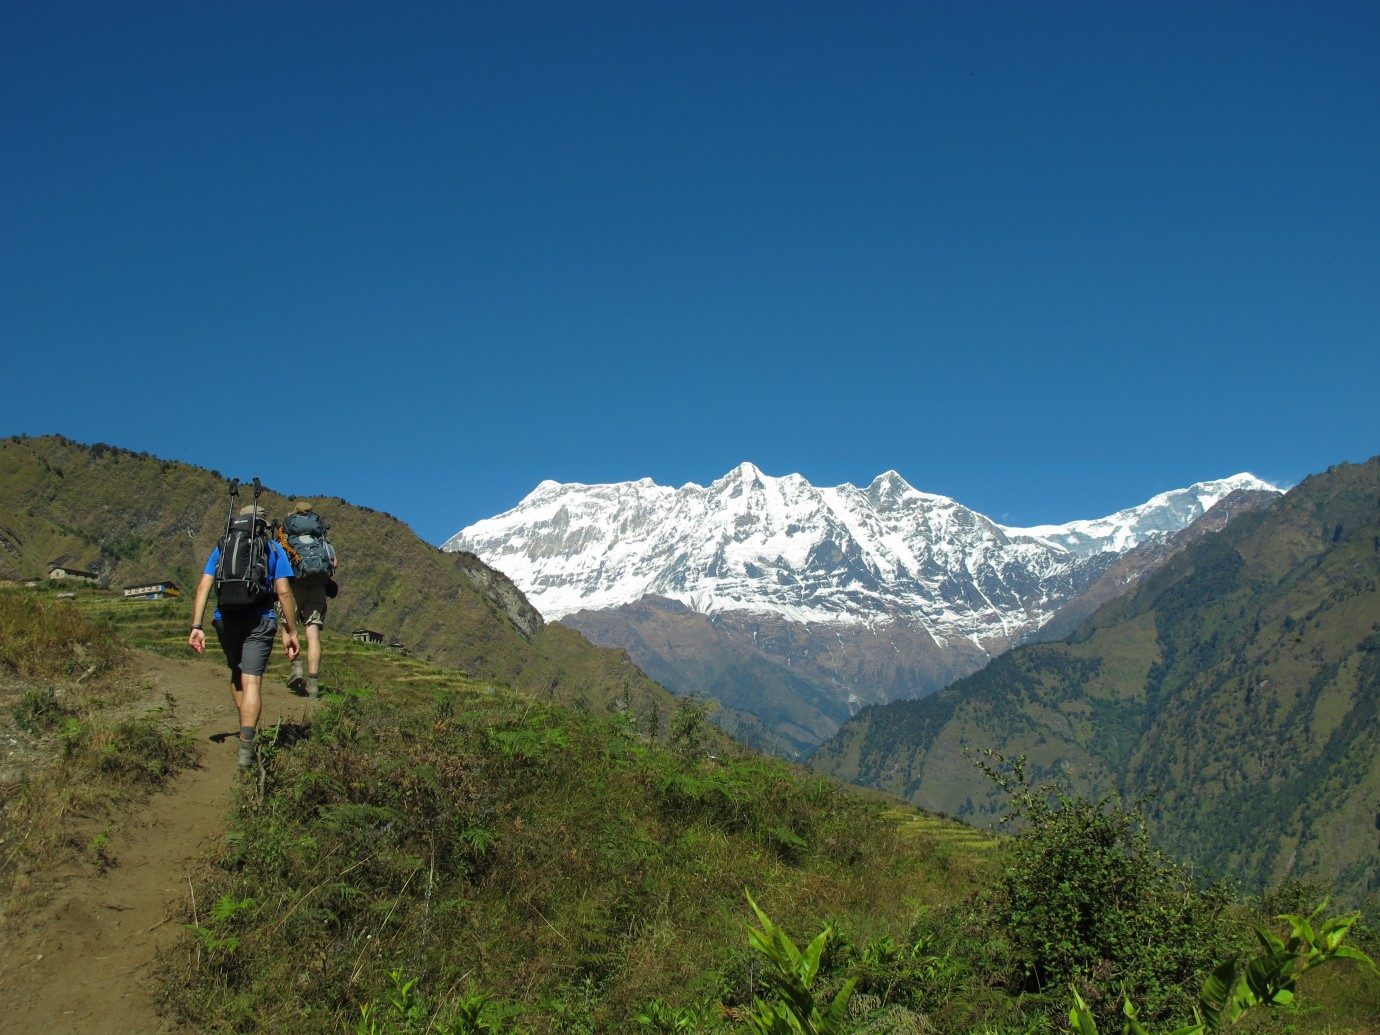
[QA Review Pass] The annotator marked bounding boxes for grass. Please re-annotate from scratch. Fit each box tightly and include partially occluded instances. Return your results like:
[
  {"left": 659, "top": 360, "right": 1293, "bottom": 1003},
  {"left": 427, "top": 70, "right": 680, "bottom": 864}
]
[
  {"left": 0, "top": 585, "right": 129, "bottom": 682},
  {"left": 158, "top": 666, "right": 995, "bottom": 1032},
  {"left": 3, "top": 585, "right": 1375, "bottom": 1032},
  {"left": 153, "top": 660, "right": 1377, "bottom": 1033},
  {"left": 0, "top": 588, "right": 196, "bottom": 912}
]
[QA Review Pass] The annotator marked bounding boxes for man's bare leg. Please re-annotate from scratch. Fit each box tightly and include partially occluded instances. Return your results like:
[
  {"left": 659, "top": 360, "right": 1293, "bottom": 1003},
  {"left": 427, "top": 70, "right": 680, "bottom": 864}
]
[
  {"left": 305, "top": 625, "right": 323, "bottom": 696},
  {"left": 238, "top": 673, "right": 263, "bottom": 730}
]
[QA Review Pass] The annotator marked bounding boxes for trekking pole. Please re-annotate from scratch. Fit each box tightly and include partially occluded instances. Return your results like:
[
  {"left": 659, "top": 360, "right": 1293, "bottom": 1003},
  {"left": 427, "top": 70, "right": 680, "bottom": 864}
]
[
  {"left": 250, "top": 477, "right": 267, "bottom": 599},
  {"left": 218, "top": 478, "right": 241, "bottom": 582}
]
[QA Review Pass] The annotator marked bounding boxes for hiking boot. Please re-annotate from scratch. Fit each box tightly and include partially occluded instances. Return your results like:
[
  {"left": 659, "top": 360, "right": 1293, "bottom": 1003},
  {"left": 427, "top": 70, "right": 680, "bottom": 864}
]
[
  {"left": 305, "top": 676, "right": 321, "bottom": 700},
  {"left": 288, "top": 659, "right": 306, "bottom": 695},
  {"left": 237, "top": 739, "right": 257, "bottom": 769}
]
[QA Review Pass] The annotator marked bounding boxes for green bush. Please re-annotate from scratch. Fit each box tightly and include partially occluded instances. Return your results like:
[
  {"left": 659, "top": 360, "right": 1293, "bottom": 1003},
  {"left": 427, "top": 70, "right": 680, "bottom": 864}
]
[
  {"left": 979, "top": 754, "right": 1243, "bottom": 1029},
  {"left": 1067, "top": 901, "right": 1378, "bottom": 1034}
]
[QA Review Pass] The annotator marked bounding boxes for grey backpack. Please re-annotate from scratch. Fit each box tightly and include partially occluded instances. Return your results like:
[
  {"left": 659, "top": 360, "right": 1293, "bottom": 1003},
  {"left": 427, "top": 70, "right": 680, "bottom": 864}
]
[{"left": 283, "top": 511, "right": 336, "bottom": 586}]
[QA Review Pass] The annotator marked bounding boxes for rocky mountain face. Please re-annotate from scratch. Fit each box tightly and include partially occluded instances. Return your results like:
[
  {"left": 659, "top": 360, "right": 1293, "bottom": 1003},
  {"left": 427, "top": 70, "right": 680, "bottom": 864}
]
[
  {"left": 448, "top": 464, "right": 1277, "bottom": 752},
  {"left": 812, "top": 458, "right": 1380, "bottom": 909}
]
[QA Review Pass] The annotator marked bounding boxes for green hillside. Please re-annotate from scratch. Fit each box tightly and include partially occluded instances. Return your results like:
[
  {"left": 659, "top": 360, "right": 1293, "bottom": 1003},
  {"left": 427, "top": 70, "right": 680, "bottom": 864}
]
[
  {"left": 5, "top": 567, "right": 1376, "bottom": 1031},
  {"left": 814, "top": 457, "right": 1380, "bottom": 912},
  {"left": 0, "top": 435, "right": 679, "bottom": 731}
]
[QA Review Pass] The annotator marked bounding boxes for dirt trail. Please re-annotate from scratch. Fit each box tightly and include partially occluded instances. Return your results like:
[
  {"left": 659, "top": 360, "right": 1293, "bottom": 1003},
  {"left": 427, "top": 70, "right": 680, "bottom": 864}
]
[{"left": 1, "top": 651, "right": 313, "bottom": 1034}]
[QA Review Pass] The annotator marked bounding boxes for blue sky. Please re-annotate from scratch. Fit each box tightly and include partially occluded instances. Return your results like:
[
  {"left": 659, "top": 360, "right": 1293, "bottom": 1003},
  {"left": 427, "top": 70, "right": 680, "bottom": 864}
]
[{"left": 4, "top": 2, "right": 1377, "bottom": 542}]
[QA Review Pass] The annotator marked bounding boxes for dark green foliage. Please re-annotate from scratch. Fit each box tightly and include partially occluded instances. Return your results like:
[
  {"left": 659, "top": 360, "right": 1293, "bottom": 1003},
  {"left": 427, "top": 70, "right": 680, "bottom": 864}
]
[
  {"left": 1068, "top": 902, "right": 1378, "bottom": 1034},
  {"left": 744, "top": 892, "right": 855, "bottom": 1034},
  {"left": 983, "top": 757, "right": 1244, "bottom": 1030}
]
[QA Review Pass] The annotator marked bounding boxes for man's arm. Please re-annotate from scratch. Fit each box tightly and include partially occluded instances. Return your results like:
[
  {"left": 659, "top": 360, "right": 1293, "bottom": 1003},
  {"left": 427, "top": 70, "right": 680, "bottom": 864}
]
[
  {"left": 275, "top": 577, "right": 301, "bottom": 660},
  {"left": 188, "top": 573, "right": 214, "bottom": 654}
]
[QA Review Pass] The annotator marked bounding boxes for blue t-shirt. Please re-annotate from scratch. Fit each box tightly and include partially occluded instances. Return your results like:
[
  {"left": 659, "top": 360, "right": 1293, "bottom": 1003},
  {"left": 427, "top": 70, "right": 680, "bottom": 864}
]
[{"left": 204, "top": 541, "right": 294, "bottom": 620}]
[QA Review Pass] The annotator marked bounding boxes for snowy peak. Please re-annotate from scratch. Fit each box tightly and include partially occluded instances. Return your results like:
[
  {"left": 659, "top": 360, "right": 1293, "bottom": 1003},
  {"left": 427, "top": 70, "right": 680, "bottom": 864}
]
[
  {"left": 444, "top": 466, "right": 1282, "bottom": 644},
  {"left": 717, "top": 460, "right": 768, "bottom": 485},
  {"left": 1004, "top": 473, "right": 1279, "bottom": 557}
]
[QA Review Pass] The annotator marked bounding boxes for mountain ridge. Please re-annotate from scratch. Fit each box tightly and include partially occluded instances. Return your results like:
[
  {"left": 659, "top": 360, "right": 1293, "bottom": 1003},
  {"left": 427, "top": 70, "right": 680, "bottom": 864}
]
[
  {"left": 811, "top": 456, "right": 1380, "bottom": 909},
  {"left": 448, "top": 465, "right": 1277, "bottom": 638}
]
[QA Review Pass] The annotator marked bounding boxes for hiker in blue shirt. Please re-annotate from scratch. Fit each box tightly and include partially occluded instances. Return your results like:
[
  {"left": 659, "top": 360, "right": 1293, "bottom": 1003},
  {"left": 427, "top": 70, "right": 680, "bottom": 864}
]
[{"left": 188, "top": 504, "right": 301, "bottom": 769}]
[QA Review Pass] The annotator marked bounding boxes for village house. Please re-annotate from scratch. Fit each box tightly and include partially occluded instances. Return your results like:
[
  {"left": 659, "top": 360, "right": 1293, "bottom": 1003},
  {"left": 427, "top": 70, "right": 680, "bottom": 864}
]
[
  {"left": 351, "top": 629, "right": 384, "bottom": 644},
  {"left": 122, "top": 580, "right": 181, "bottom": 601},
  {"left": 48, "top": 565, "right": 99, "bottom": 584}
]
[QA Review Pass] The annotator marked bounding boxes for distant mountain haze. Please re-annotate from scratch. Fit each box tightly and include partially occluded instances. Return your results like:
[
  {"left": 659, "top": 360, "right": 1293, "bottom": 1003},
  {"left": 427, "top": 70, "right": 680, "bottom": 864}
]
[{"left": 448, "top": 465, "right": 1279, "bottom": 753}]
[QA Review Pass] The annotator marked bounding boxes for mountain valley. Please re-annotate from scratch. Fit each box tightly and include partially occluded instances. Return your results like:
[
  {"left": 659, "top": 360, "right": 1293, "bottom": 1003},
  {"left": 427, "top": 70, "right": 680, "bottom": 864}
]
[{"left": 451, "top": 464, "right": 1279, "bottom": 751}]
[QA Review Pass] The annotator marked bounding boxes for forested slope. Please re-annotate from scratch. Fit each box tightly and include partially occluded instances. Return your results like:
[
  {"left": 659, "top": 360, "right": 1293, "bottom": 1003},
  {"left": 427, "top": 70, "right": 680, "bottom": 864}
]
[{"left": 814, "top": 457, "right": 1380, "bottom": 909}]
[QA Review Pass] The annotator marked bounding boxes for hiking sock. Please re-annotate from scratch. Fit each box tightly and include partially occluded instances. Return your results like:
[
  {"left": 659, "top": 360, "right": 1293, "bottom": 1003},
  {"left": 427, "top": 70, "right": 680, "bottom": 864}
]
[{"left": 237, "top": 727, "right": 257, "bottom": 769}]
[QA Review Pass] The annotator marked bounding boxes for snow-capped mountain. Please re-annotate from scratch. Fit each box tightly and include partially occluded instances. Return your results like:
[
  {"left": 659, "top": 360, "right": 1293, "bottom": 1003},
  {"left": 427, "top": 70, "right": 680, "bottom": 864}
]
[
  {"left": 445, "top": 465, "right": 1277, "bottom": 650},
  {"left": 1002, "top": 475, "right": 1273, "bottom": 557}
]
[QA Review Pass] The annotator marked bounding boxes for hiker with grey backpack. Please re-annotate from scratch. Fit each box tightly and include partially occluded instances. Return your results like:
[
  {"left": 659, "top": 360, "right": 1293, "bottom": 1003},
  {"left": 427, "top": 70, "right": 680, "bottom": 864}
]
[
  {"left": 188, "top": 479, "right": 301, "bottom": 769},
  {"left": 275, "top": 500, "right": 339, "bottom": 699}
]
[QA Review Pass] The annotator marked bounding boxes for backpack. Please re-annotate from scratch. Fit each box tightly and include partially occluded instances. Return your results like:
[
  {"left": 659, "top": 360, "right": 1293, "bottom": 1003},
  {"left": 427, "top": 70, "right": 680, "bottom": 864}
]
[
  {"left": 283, "top": 510, "right": 336, "bottom": 586},
  {"left": 215, "top": 515, "right": 274, "bottom": 611}
]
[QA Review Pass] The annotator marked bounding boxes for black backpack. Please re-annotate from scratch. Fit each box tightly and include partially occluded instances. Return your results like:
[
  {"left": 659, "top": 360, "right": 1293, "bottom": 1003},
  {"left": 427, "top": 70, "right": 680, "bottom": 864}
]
[
  {"left": 214, "top": 479, "right": 275, "bottom": 611},
  {"left": 283, "top": 510, "right": 336, "bottom": 586}
]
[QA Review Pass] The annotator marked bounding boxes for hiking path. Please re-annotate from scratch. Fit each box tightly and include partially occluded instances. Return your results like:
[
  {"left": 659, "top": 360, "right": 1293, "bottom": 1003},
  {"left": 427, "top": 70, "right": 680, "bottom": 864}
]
[{"left": 0, "top": 650, "right": 313, "bottom": 1034}]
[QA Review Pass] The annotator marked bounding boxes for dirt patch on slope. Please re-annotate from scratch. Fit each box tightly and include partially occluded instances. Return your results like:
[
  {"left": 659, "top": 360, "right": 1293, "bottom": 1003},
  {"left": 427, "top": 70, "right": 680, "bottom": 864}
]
[{"left": 0, "top": 651, "right": 316, "bottom": 1034}]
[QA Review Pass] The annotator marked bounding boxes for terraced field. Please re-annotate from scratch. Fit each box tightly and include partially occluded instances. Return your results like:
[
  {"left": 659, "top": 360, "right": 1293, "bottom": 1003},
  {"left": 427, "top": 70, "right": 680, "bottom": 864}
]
[
  {"left": 65, "top": 587, "right": 484, "bottom": 697},
  {"left": 891, "top": 807, "right": 1003, "bottom": 853}
]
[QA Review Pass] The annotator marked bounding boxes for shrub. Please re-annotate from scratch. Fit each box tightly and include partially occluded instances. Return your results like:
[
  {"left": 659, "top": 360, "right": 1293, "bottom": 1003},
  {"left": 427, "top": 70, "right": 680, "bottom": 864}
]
[
  {"left": 1067, "top": 901, "right": 1378, "bottom": 1034},
  {"left": 977, "top": 754, "right": 1243, "bottom": 1029}
]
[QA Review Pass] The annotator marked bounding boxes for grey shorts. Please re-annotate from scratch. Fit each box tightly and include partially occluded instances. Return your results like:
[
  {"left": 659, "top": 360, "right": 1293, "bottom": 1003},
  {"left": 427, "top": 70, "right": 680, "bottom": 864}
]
[
  {"left": 292, "top": 582, "right": 328, "bottom": 627},
  {"left": 213, "top": 613, "right": 277, "bottom": 678}
]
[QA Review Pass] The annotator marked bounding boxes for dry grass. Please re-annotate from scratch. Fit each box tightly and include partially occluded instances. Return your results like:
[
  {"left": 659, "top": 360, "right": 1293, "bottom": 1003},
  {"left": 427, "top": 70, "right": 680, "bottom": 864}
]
[{"left": 0, "top": 589, "right": 195, "bottom": 914}]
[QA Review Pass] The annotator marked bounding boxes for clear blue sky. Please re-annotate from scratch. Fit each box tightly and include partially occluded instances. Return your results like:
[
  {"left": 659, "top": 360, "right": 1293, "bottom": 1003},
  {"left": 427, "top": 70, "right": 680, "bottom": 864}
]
[{"left": 4, "top": 2, "right": 1377, "bottom": 542}]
